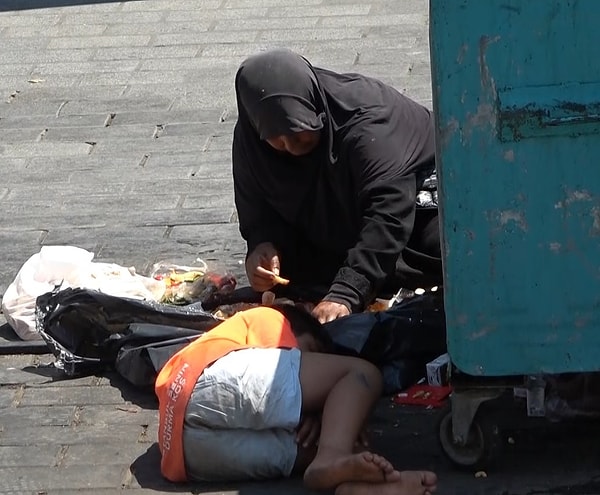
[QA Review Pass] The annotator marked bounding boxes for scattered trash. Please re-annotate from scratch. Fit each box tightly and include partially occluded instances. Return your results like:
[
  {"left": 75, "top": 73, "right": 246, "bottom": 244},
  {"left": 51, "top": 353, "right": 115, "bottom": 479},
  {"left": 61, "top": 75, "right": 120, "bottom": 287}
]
[
  {"left": 426, "top": 352, "right": 450, "bottom": 386},
  {"left": 116, "top": 406, "right": 140, "bottom": 414},
  {"left": 508, "top": 436, "right": 515, "bottom": 445},
  {"left": 150, "top": 261, "right": 236, "bottom": 306},
  {"left": 2, "top": 246, "right": 165, "bottom": 341},
  {"left": 393, "top": 384, "right": 452, "bottom": 408},
  {"left": 27, "top": 78, "right": 45, "bottom": 84},
  {"left": 474, "top": 471, "right": 487, "bottom": 478}
]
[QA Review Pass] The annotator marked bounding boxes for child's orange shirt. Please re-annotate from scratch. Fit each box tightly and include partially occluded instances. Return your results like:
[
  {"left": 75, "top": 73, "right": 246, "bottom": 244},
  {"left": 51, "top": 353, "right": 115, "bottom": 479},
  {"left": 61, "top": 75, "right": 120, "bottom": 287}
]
[{"left": 155, "top": 306, "right": 298, "bottom": 482}]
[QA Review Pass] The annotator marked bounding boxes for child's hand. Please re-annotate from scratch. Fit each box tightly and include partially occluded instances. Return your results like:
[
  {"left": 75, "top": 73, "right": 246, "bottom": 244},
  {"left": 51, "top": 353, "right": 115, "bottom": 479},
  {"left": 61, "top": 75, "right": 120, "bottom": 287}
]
[{"left": 296, "top": 414, "right": 321, "bottom": 448}]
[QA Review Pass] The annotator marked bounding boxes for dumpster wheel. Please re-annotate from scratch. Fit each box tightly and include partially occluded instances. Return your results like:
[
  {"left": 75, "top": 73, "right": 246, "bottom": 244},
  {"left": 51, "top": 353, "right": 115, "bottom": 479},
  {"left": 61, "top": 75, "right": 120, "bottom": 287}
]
[{"left": 438, "top": 407, "right": 502, "bottom": 471}]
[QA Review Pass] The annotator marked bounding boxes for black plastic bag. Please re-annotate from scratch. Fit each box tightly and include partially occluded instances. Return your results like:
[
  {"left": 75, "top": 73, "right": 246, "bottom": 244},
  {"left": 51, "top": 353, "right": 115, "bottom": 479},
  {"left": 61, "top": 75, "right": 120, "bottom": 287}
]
[
  {"left": 325, "top": 290, "right": 446, "bottom": 363},
  {"left": 114, "top": 327, "right": 201, "bottom": 388},
  {"left": 36, "top": 287, "right": 220, "bottom": 376},
  {"left": 324, "top": 290, "right": 447, "bottom": 392}
]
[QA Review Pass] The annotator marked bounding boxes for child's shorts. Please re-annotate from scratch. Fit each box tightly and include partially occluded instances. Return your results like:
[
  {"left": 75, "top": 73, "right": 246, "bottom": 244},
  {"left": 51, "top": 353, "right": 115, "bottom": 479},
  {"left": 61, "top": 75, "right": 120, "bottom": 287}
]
[{"left": 182, "top": 347, "right": 302, "bottom": 481}]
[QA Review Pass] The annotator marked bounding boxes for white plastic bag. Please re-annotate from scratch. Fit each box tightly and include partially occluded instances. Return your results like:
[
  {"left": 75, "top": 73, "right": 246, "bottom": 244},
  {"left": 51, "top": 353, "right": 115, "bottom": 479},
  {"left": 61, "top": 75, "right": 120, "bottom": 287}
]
[{"left": 1, "top": 246, "right": 166, "bottom": 341}]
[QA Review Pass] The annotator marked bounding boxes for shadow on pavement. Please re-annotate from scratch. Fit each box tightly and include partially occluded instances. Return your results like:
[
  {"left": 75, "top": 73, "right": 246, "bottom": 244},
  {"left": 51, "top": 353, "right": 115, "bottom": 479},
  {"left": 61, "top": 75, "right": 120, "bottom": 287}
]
[
  {"left": 0, "top": 322, "right": 52, "bottom": 354},
  {"left": 106, "top": 370, "right": 159, "bottom": 409},
  {"left": 1, "top": 0, "right": 131, "bottom": 12},
  {"left": 131, "top": 443, "right": 312, "bottom": 494}
]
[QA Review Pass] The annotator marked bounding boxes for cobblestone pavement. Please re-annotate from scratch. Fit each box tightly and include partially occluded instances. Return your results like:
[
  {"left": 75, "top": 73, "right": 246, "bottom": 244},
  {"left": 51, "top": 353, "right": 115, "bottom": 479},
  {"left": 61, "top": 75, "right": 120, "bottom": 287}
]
[{"left": 1, "top": 1, "right": 600, "bottom": 494}]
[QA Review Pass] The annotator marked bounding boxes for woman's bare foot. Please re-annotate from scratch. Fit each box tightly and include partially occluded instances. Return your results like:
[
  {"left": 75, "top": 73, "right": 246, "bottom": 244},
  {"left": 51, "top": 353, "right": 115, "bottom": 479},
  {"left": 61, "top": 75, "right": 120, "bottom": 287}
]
[
  {"left": 304, "top": 451, "right": 402, "bottom": 491},
  {"left": 335, "top": 470, "right": 438, "bottom": 495}
]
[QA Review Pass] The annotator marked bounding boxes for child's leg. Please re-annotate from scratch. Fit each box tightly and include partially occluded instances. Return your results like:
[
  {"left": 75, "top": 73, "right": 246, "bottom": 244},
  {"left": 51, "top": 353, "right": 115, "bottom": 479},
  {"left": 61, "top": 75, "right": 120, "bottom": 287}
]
[
  {"left": 300, "top": 353, "right": 383, "bottom": 458},
  {"left": 298, "top": 352, "right": 437, "bottom": 494}
]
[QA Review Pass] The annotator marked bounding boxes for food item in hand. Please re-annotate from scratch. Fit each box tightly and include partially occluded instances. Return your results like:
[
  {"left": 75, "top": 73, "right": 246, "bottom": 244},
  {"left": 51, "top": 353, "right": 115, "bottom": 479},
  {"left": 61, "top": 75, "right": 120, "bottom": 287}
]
[
  {"left": 271, "top": 273, "right": 290, "bottom": 286},
  {"left": 261, "top": 291, "right": 276, "bottom": 305}
]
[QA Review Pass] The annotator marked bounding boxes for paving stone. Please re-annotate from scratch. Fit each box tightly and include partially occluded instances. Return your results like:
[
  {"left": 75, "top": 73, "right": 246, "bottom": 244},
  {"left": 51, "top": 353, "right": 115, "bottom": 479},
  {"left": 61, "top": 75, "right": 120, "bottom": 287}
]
[
  {"left": 0, "top": 36, "right": 48, "bottom": 51},
  {"left": 0, "top": 363, "right": 54, "bottom": 386},
  {"left": 61, "top": 441, "right": 151, "bottom": 467},
  {"left": 80, "top": 70, "right": 190, "bottom": 87},
  {"left": 33, "top": 60, "right": 140, "bottom": 75},
  {"left": 2, "top": 23, "right": 108, "bottom": 38},
  {"left": 109, "top": 109, "right": 230, "bottom": 125},
  {"left": 60, "top": 11, "right": 165, "bottom": 25},
  {"left": 0, "top": 128, "right": 45, "bottom": 142},
  {"left": 128, "top": 177, "right": 232, "bottom": 195},
  {"left": 17, "top": 385, "right": 128, "bottom": 407},
  {"left": 92, "top": 45, "right": 200, "bottom": 61},
  {"left": 166, "top": 7, "right": 269, "bottom": 22},
  {"left": 4, "top": 183, "right": 129, "bottom": 206},
  {"left": 139, "top": 57, "right": 241, "bottom": 72},
  {"left": 257, "top": 27, "right": 363, "bottom": 42},
  {"left": 200, "top": 41, "right": 309, "bottom": 58},
  {"left": 165, "top": 81, "right": 236, "bottom": 104},
  {"left": 0, "top": 75, "right": 39, "bottom": 89},
  {"left": 48, "top": 35, "right": 152, "bottom": 50},
  {"left": 42, "top": 124, "right": 154, "bottom": 142},
  {"left": 182, "top": 194, "right": 235, "bottom": 209},
  {"left": 153, "top": 30, "right": 257, "bottom": 46},
  {"left": 0, "top": 405, "right": 75, "bottom": 427},
  {"left": 121, "top": 0, "right": 223, "bottom": 11},
  {"left": 320, "top": 13, "right": 428, "bottom": 28},
  {"left": 0, "top": 445, "right": 60, "bottom": 468},
  {"left": 59, "top": 95, "right": 173, "bottom": 116},
  {"left": 10, "top": 2, "right": 122, "bottom": 13},
  {"left": 0, "top": 422, "right": 145, "bottom": 447},
  {"left": 76, "top": 404, "right": 157, "bottom": 427},
  {"left": 224, "top": 0, "right": 321, "bottom": 7},
  {"left": 271, "top": 4, "right": 370, "bottom": 17},
  {"left": 1, "top": 92, "right": 130, "bottom": 119},
  {"left": 0, "top": 13, "right": 62, "bottom": 26},
  {"left": 0, "top": 465, "right": 129, "bottom": 491},
  {"left": 0, "top": 63, "right": 35, "bottom": 75},
  {"left": 105, "top": 20, "right": 214, "bottom": 36},
  {"left": 161, "top": 122, "right": 235, "bottom": 137},
  {"left": 92, "top": 134, "right": 225, "bottom": 155},
  {"left": 0, "top": 113, "right": 108, "bottom": 129},
  {"left": 0, "top": 389, "right": 17, "bottom": 408},
  {"left": 213, "top": 17, "right": 319, "bottom": 30},
  {"left": 0, "top": 142, "right": 94, "bottom": 158},
  {"left": 0, "top": 48, "right": 96, "bottom": 64}
]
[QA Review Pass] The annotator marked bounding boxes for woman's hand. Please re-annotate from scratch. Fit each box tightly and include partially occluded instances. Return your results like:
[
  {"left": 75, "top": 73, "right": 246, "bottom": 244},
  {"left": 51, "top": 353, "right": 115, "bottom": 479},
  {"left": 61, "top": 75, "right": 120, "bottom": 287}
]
[
  {"left": 245, "top": 242, "right": 281, "bottom": 292},
  {"left": 311, "top": 300, "right": 350, "bottom": 324}
]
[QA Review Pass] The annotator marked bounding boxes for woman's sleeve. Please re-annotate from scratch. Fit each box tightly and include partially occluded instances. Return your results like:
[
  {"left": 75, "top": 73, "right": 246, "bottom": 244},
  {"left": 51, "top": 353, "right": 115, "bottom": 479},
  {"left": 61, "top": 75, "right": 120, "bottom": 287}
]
[
  {"left": 323, "top": 132, "right": 420, "bottom": 312},
  {"left": 232, "top": 123, "right": 287, "bottom": 254}
]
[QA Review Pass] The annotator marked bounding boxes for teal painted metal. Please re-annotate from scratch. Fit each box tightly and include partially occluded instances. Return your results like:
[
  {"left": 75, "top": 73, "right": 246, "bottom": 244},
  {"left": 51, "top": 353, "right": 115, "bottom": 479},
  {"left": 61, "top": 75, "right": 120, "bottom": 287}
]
[{"left": 429, "top": 0, "right": 600, "bottom": 376}]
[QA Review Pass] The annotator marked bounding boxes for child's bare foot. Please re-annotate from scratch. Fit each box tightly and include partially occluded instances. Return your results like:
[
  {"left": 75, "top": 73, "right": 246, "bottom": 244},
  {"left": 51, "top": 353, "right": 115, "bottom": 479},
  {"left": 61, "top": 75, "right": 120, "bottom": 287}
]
[
  {"left": 335, "top": 470, "right": 438, "bottom": 495},
  {"left": 304, "top": 451, "right": 402, "bottom": 491}
]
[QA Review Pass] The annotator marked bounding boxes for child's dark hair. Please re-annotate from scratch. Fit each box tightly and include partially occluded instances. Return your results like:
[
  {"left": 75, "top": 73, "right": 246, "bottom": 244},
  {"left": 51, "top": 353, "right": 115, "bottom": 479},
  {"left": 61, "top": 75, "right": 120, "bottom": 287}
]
[{"left": 272, "top": 303, "right": 333, "bottom": 352}]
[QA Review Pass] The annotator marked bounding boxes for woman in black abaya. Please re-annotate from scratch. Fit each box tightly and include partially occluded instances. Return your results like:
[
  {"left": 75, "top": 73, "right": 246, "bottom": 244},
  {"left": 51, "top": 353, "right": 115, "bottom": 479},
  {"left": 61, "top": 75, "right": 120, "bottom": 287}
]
[{"left": 232, "top": 49, "right": 442, "bottom": 323}]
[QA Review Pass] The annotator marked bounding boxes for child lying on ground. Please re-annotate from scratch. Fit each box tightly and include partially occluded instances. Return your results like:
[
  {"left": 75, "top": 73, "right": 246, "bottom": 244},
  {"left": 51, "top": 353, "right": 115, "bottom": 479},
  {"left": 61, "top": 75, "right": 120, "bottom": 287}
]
[{"left": 155, "top": 304, "right": 438, "bottom": 495}]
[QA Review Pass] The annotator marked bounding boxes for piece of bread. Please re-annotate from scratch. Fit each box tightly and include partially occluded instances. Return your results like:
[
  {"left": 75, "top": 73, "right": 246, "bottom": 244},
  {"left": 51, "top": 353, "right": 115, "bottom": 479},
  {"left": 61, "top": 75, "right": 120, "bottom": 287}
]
[{"left": 272, "top": 274, "right": 290, "bottom": 286}]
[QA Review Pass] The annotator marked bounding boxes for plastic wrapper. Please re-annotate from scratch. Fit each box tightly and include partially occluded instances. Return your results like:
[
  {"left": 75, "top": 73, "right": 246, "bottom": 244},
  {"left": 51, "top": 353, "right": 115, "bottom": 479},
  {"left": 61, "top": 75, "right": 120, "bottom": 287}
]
[{"left": 149, "top": 261, "right": 237, "bottom": 306}]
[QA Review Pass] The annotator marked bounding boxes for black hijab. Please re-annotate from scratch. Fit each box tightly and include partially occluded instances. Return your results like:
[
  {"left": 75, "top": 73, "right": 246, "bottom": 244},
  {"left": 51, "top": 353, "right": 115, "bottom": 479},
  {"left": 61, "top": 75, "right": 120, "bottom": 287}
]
[{"left": 235, "top": 49, "right": 336, "bottom": 164}]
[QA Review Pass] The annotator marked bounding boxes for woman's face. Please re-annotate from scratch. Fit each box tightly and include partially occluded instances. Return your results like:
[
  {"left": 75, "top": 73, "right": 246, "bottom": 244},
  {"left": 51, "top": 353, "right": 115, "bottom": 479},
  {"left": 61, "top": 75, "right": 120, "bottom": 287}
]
[{"left": 265, "top": 130, "right": 321, "bottom": 156}]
